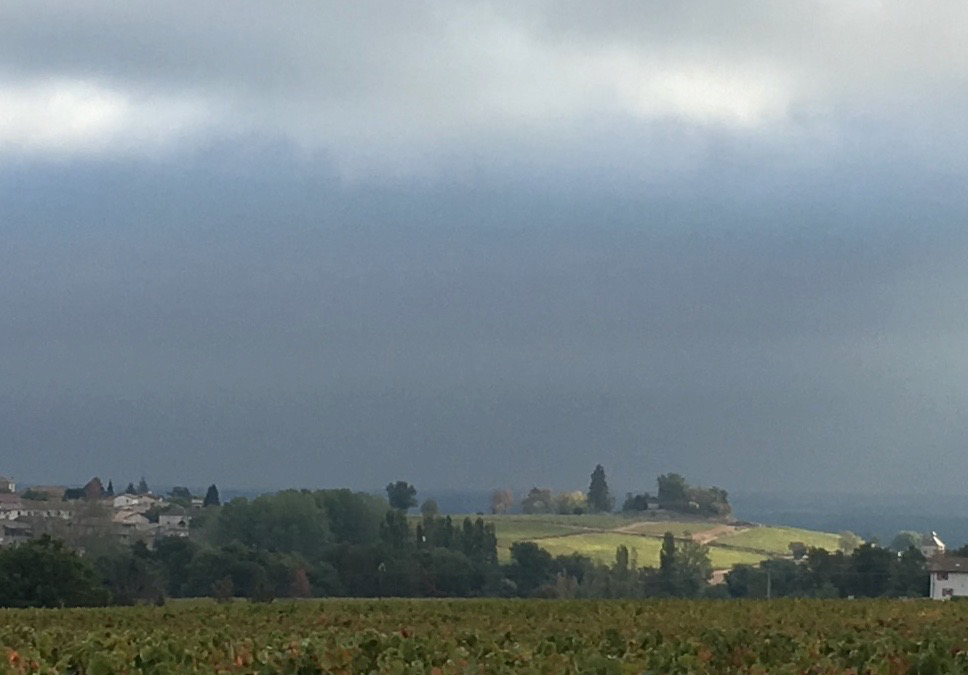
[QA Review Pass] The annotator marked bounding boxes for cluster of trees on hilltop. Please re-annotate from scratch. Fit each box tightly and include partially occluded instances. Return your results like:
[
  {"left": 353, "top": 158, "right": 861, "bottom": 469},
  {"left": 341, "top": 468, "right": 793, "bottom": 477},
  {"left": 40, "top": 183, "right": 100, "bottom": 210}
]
[
  {"left": 518, "top": 488, "right": 590, "bottom": 515},
  {"left": 623, "top": 473, "right": 731, "bottom": 517},
  {"left": 493, "top": 467, "right": 730, "bottom": 517},
  {"left": 505, "top": 464, "right": 615, "bottom": 515}
]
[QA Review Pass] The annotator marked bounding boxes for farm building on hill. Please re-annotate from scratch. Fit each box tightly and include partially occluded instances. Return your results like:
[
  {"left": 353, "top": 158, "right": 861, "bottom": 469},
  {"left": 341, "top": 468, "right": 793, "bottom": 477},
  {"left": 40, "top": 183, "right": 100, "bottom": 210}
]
[
  {"left": 929, "top": 557, "right": 968, "bottom": 600},
  {"left": 920, "top": 531, "right": 945, "bottom": 558},
  {"left": 0, "top": 476, "right": 15, "bottom": 493}
]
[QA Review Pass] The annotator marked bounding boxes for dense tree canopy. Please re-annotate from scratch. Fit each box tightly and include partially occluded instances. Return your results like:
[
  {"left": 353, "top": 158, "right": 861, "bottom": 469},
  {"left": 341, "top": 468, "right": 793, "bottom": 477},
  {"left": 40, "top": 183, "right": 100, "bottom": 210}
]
[
  {"left": 214, "top": 490, "right": 333, "bottom": 559},
  {"left": 655, "top": 473, "right": 730, "bottom": 516},
  {"left": 420, "top": 499, "right": 440, "bottom": 518},
  {"left": 169, "top": 486, "right": 193, "bottom": 503},
  {"left": 0, "top": 536, "right": 108, "bottom": 608},
  {"left": 490, "top": 489, "right": 513, "bottom": 514},
  {"left": 554, "top": 491, "right": 587, "bottom": 515},
  {"left": 385, "top": 481, "right": 418, "bottom": 511},
  {"left": 521, "top": 487, "right": 553, "bottom": 514},
  {"left": 890, "top": 531, "right": 921, "bottom": 552},
  {"left": 725, "top": 545, "right": 928, "bottom": 599}
]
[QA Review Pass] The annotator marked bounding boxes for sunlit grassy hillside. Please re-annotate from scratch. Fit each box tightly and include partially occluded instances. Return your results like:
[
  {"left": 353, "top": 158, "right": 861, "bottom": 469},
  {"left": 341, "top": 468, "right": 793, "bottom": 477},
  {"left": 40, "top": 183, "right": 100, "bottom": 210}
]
[{"left": 470, "top": 514, "right": 843, "bottom": 570}]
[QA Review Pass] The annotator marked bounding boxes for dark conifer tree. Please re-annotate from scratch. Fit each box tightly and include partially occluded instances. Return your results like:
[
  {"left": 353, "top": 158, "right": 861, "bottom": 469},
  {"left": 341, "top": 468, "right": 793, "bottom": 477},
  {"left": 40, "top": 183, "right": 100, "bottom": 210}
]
[
  {"left": 203, "top": 484, "right": 221, "bottom": 507},
  {"left": 587, "top": 464, "right": 615, "bottom": 512}
]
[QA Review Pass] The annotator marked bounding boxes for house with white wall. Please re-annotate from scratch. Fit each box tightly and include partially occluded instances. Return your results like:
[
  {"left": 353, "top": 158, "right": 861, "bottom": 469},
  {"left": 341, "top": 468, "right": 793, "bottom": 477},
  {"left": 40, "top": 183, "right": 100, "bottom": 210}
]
[
  {"left": 0, "top": 476, "right": 15, "bottom": 494},
  {"left": 113, "top": 494, "right": 141, "bottom": 509},
  {"left": 929, "top": 557, "right": 968, "bottom": 600}
]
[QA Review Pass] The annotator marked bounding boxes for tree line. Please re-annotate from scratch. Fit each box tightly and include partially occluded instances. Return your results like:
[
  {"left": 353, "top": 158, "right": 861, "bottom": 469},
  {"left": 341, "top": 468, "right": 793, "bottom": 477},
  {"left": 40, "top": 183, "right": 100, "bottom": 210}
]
[
  {"left": 0, "top": 480, "right": 721, "bottom": 606},
  {"left": 0, "top": 474, "right": 932, "bottom": 607},
  {"left": 491, "top": 467, "right": 730, "bottom": 518},
  {"left": 723, "top": 544, "right": 928, "bottom": 599}
]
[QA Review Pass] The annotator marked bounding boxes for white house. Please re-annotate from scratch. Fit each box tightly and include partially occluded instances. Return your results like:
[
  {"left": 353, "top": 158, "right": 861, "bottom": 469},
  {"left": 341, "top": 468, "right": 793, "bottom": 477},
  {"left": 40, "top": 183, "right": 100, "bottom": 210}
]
[
  {"left": 0, "top": 476, "right": 15, "bottom": 494},
  {"left": 929, "top": 557, "right": 968, "bottom": 600},
  {"left": 921, "top": 531, "right": 946, "bottom": 559},
  {"left": 113, "top": 494, "right": 142, "bottom": 509}
]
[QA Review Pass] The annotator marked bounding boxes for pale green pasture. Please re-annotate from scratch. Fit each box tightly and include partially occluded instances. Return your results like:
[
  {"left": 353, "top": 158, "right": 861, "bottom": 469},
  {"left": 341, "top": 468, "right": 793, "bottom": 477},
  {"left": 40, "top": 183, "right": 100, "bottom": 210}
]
[
  {"left": 524, "top": 532, "right": 768, "bottom": 569},
  {"left": 615, "top": 521, "right": 720, "bottom": 538},
  {"left": 715, "top": 526, "right": 842, "bottom": 554}
]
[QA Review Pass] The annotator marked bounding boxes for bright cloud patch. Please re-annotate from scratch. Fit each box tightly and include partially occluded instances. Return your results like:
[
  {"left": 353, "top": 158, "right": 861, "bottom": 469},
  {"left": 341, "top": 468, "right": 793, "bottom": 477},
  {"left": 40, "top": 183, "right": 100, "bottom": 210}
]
[
  {"left": 629, "top": 67, "right": 789, "bottom": 126},
  {"left": 0, "top": 1, "right": 963, "bottom": 171},
  {"left": 0, "top": 80, "right": 212, "bottom": 157}
]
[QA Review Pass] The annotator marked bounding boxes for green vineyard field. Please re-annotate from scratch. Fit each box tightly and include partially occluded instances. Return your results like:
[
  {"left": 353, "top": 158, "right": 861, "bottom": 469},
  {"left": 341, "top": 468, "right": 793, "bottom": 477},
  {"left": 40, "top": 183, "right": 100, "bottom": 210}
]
[{"left": 3, "top": 599, "right": 968, "bottom": 674}]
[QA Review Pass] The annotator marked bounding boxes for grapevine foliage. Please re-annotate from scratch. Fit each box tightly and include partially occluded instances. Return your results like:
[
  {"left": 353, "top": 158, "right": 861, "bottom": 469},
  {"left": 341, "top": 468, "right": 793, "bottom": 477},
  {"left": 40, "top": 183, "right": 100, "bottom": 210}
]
[{"left": 2, "top": 599, "right": 968, "bottom": 674}]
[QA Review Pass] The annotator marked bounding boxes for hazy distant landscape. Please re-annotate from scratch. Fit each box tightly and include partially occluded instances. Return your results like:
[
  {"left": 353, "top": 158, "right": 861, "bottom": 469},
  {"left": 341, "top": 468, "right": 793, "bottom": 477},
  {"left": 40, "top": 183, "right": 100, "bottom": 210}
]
[
  {"left": 128, "top": 484, "right": 968, "bottom": 548},
  {"left": 361, "top": 488, "right": 968, "bottom": 546},
  {"left": 34, "top": 484, "right": 968, "bottom": 544},
  {"left": 5, "top": 0, "right": 968, "bottom": 670}
]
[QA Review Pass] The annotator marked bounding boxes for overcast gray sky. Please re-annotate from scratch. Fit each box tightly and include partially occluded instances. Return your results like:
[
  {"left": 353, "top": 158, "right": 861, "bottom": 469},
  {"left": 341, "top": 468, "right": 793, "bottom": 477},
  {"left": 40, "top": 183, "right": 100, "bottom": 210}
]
[{"left": 2, "top": 1, "right": 968, "bottom": 496}]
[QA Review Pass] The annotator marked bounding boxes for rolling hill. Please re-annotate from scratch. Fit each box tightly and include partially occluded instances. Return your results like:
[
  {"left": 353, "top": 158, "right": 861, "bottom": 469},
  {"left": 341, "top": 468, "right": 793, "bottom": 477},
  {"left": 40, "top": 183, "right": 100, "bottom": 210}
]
[{"left": 474, "top": 513, "right": 843, "bottom": 570}]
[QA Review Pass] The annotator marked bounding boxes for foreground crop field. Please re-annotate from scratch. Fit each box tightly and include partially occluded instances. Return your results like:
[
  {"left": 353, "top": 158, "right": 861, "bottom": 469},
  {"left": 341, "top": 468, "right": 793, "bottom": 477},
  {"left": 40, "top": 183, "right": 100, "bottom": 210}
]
[{"left": 3, "top": 599, "right": 968, "bottom": 674}]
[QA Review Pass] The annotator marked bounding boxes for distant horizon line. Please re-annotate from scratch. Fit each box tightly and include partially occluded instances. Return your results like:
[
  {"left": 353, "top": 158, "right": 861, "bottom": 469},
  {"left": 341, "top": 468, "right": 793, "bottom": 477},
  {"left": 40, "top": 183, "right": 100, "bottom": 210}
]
[{"left": 9, "top": 478, "right": 964, "bottom": 501}]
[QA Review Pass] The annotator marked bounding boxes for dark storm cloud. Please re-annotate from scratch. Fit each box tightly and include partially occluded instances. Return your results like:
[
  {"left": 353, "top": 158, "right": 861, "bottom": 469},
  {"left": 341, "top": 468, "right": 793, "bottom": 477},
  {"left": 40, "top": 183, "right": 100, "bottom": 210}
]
[
  {"left": 1, "top": 3, "right": 967, "bottom": 495},
  {"left": 3, "top": 151, "right": 968, "bottom": 493}
]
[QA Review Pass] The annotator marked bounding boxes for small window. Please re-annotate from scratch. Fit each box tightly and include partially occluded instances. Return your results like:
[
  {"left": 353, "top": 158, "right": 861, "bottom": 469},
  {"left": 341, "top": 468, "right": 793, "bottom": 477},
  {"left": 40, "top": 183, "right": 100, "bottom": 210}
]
[
  {"left": 938, "top": 572, "right": 949, "bottom": 580},
  {"left": 943, "top": 588, "right": 954, "bottom": 597}
]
